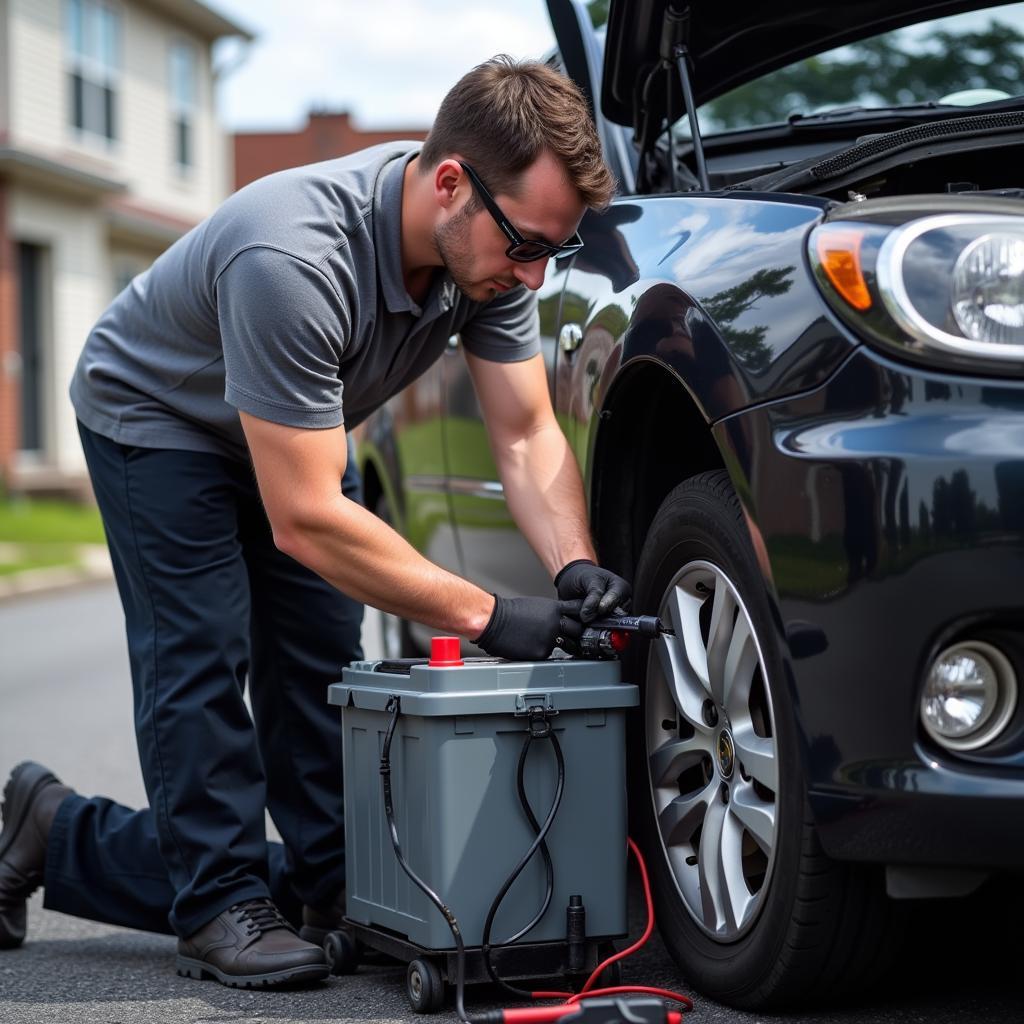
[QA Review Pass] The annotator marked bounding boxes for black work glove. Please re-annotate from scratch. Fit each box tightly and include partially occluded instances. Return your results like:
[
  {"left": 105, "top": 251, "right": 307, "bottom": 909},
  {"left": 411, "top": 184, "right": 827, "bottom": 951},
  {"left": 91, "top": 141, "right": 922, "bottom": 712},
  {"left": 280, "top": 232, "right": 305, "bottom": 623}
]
[
  {"left": 553, "top": 559, "right": 631, "bottom": 623},
  {"left": 474, "top": 595, "right": 585, "bottom": 662}
]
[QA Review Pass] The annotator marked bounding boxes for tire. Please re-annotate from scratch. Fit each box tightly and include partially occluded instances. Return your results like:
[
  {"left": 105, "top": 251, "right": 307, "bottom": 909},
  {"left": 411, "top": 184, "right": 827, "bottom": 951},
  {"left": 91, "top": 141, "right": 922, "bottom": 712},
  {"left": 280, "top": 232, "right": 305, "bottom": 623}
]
[
  {"left": 626, "top": 470, "right": 902, "bottom": 1009},
  {"left": 372, "top": 492, "right": 420, "bottom": 658},
  {"left": 323, "top": 930, "right": 360, "bottom": 976},
  {"left": 406, "top": 957, "right": 446, "bottom": 1013}
]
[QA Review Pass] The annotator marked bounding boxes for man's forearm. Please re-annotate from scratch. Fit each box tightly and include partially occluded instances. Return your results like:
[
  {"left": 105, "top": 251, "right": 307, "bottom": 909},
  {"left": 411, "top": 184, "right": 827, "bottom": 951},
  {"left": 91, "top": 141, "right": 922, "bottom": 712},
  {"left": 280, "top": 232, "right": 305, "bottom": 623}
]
[
  {"left": 495, "top": 421, "right": 597, "bottom": 578},
  {"left": 276, "top": 496, "right": 496, "bottom": 638}
]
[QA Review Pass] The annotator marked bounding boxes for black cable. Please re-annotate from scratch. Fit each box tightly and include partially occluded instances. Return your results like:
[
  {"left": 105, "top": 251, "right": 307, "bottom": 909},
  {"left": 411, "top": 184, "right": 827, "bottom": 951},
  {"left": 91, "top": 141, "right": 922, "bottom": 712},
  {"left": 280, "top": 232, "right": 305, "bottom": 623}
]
[
  {"left": 381, "top": 696, "right": 474, "bottom": 1023},
  {"left": 481, "top": 726, "right": 565, "bottom": 996},
  {"left": 507, "top": 735, "right": 556, "bottom": 941},
  {"left": 381, "top": 697, "right": 567, "bottom": 1018}
]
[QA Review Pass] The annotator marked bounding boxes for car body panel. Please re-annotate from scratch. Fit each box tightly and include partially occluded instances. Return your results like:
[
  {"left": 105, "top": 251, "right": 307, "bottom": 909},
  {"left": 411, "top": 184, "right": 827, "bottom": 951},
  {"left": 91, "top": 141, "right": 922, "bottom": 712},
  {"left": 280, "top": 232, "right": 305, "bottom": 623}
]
[
  {"left": 559, "top": 195, "right": 852, "bottom": 443},
  {"left": 714, "top": 348, "right": 1024, "bottom": 862}
]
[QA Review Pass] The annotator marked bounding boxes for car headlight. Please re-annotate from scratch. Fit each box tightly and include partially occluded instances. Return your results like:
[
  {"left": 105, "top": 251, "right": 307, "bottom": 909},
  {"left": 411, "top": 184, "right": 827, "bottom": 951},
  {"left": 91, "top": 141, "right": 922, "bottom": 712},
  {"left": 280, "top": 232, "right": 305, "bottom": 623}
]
[
  {"left": 810, "top": 213, "right": 1024, "bottom": 371},
  {"left": 951, "top": 233, "right": 1024, "bottom": 344}
]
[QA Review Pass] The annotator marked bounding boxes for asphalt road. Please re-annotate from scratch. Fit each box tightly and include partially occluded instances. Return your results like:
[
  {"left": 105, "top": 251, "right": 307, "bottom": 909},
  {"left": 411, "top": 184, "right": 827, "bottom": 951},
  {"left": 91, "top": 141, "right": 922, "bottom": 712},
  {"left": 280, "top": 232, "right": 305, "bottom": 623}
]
[{"left": 1, "top": 582, "right": 1022, "bottom": 1024}]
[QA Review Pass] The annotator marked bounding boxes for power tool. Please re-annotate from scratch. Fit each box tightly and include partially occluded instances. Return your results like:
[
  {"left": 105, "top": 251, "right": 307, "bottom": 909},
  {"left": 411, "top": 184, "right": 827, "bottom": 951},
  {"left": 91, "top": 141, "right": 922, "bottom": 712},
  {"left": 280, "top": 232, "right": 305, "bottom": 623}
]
[{"left": 576, "top": 614, "right": 673, "bottom": 659}]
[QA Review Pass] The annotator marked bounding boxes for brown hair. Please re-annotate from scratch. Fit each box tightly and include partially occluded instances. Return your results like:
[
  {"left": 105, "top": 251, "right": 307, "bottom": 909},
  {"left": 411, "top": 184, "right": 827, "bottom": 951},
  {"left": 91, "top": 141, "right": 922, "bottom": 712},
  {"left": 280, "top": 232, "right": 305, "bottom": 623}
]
[{"left": 420, "top": 55, "right": 616, "bottom": 211}]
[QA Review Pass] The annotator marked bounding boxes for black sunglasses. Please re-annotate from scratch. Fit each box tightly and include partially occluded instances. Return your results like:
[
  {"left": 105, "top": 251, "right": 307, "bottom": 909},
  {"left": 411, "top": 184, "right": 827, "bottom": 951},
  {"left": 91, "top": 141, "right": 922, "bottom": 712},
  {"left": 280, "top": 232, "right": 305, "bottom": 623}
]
[{"left": 457, "top": 161, "right": 585, "bottom": 263}]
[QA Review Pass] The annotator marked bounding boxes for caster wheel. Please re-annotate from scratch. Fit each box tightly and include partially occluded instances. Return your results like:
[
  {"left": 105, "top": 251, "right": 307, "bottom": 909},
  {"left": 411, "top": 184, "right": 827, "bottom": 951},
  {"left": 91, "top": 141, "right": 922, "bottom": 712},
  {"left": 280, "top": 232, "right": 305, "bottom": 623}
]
[
  {"left": 324, "top": 930, "right": 360, "bottom": 975},
  {"left": 585, "top": 937, "right": 622, "bottom": 987},
  {"left": 592, "top": 941, "right": 622, "bottom": 988},
  {"left": 406, "top": 957, "right": 445, "bottom": 1013}
]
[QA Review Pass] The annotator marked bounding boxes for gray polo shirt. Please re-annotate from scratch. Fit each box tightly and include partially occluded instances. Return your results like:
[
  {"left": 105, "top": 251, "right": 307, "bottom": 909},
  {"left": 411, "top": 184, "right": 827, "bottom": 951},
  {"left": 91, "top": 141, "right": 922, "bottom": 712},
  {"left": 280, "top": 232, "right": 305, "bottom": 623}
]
[{"left": 70, "top": 143, "right": 540, "bottom": 463}]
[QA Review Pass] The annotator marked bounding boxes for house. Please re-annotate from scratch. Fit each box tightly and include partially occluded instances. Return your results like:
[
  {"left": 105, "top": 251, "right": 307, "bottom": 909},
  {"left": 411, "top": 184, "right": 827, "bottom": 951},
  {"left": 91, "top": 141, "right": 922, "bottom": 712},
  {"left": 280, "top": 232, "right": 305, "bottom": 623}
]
[
  {"left": 0, "top": 0, "right": 252, "bottom": 495},
  {"left": 233, "top": 109, "right": 428, "bottom": 191}
]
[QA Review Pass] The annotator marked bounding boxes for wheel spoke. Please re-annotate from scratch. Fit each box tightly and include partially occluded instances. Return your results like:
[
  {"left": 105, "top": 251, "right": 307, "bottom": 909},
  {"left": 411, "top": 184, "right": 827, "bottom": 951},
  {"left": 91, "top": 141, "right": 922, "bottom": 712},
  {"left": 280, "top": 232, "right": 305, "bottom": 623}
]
[
  {"left": 733, "top": 727, "right": 777, "bottom": 792},
  {"left": 722, "top": 614, "right": 758, "bottom": 717},
  {"left": 699, "top": 798, "right": 753, "bottom": 933},
  {"left": 705, "top": 583, "right": 736, "bottom": 705},
  {"left": 658, "top": 776, "right": 717, "bottom": 846},
  {"left": 697, "top": 798, "right": 726, "bottom": 930},
  {"left": 654, "top": 632, "right": 711, "bottom": 733},
  {"left": 649, "top": 734, "right": 709, "bottom": 789},
  {"left": 665, "top": 585, "right": 712, "bottom": 696},
  {"left": 730, "top": 780, "right": 776, "bottom": 855}
]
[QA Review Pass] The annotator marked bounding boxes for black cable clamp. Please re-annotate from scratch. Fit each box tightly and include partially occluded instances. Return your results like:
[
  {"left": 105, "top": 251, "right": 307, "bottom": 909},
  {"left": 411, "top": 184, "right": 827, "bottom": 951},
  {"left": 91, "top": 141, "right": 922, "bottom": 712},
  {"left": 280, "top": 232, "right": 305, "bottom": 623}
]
[{"left": 527, "top": 705, "right": 557, "bottom": 738}]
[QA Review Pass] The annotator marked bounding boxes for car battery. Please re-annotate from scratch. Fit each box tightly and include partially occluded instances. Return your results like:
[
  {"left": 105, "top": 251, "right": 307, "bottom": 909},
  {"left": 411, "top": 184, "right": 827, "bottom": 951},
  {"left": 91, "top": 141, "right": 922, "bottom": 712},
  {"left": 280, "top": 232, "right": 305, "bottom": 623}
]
[{"left": 328, "top": 648, "right": 639, "bottom": 952}]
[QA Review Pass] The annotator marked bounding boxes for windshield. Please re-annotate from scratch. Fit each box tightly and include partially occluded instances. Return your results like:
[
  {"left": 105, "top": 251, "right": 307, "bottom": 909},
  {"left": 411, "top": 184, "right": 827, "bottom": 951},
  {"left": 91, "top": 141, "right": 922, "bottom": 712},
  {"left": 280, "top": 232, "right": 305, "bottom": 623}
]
[{"left": 689, "top": 2, "right": 1024, "bottom": 135}]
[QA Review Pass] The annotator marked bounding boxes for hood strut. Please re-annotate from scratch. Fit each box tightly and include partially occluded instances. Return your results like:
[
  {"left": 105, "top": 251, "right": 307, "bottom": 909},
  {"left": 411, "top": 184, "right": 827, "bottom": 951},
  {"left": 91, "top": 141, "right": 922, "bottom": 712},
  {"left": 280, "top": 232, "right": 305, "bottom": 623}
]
[{"left": 664, "top": 5, "right": 709, "bottom": 191}]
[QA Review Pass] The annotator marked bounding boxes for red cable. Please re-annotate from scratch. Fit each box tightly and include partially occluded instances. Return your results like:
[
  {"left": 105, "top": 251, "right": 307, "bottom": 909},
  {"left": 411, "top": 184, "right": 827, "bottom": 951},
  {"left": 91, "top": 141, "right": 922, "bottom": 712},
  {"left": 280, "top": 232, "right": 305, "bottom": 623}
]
[{"left": 527, "top": 838, "right": 693, "bottom": 1013}]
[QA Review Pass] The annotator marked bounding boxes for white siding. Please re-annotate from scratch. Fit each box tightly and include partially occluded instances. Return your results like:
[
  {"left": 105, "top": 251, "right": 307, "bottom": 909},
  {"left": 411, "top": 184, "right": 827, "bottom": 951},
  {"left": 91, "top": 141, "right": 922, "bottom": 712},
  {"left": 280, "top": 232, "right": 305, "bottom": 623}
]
[
  {"left": 119, "top": 4, "right": 223, "bottom": 219},
  {"left": 3, "top": 0, "right": 234, "bottom": 477},
  {"left": 9, "top": 186, "right": 108, "bottom": 474},
  {"left": 8, "top": 0, "right": 66, "bottom": 153},
  {"left": 7, "top": 0, "right": 228, "bottom": 221},
  {"left": 0, "top": 0, "right": 11, "bottom": 133}
]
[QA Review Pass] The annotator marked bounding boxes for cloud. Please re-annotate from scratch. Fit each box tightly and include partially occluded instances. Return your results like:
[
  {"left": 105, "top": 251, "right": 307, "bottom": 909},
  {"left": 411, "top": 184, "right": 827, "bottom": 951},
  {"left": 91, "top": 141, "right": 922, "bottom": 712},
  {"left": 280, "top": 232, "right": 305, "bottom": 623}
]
[{"left": 211, "top": 0, "right": 556, "bottom": 130}]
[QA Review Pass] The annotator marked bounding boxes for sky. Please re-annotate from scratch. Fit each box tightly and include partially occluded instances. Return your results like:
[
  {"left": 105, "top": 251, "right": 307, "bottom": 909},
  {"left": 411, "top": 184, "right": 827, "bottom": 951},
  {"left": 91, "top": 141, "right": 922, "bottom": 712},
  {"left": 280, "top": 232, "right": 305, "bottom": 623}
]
[{"left": 206, "top": 0, "right": 558, "bottom": 132}]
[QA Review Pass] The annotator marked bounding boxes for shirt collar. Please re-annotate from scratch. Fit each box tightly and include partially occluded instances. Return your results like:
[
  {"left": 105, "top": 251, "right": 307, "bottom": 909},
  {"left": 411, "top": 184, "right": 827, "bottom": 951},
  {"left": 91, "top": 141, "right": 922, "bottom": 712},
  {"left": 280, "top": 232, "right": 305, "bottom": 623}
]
[{"left": 374, "top": 148, "right": 457, "bottom": 319}]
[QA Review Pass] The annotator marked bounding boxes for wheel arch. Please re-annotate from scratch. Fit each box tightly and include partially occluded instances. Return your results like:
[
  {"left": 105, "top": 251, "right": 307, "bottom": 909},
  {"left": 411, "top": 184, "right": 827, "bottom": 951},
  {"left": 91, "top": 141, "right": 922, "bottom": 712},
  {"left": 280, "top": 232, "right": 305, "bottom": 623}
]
[{"left": 590, "top": 360, "right": 728, "bottom": 587}]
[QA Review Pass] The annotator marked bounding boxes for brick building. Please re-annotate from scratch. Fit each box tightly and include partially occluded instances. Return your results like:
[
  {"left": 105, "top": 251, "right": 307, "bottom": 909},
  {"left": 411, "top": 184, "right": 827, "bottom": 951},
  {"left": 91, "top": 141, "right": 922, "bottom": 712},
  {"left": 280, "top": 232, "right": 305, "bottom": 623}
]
[{"left": 233, "top": 110, "right": 428, "bottom": 191}]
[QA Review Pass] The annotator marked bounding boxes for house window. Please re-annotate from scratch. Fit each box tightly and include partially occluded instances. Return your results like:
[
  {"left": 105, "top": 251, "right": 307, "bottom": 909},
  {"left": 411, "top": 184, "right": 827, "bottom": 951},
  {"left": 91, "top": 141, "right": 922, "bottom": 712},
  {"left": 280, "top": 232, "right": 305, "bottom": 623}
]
[
  {"left": 170, "top": 42, "right": 197, "bottom": 170},
  {"left": 65, "top": 0, "right": 119, "bottom": 141}
]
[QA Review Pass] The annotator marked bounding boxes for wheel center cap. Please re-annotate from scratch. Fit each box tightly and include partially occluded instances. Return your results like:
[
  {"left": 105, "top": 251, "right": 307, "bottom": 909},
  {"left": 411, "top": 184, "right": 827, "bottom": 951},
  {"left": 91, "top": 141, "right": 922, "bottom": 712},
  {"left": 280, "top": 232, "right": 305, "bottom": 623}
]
[{"left": 717, "top": 728, "right": 735, "bottom": 779}]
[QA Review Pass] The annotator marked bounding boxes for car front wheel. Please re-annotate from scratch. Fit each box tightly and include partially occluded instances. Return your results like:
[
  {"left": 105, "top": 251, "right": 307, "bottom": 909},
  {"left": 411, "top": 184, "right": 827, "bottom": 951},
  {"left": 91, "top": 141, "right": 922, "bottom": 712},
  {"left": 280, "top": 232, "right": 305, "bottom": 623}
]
[{"left": 628, "top": 470, "right": 901, "bottom": 1008}]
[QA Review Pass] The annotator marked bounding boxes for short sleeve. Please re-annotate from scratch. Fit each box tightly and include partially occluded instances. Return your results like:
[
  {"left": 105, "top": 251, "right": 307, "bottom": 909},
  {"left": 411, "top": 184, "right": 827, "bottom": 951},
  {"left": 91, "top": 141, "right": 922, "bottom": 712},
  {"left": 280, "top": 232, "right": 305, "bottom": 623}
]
[
  {"left": 216, "top": 246, "right": 348, "bottom": 428},
  {"left": 460, "top": 283, "right": 541, "bottom": 363}
]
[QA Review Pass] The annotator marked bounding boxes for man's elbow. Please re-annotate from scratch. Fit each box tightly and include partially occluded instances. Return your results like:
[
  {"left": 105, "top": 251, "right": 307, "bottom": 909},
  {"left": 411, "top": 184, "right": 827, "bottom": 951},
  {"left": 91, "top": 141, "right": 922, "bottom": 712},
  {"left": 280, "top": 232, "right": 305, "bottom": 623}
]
[{"left": 266, "top": 508, "right": 320, "bottom": 567}]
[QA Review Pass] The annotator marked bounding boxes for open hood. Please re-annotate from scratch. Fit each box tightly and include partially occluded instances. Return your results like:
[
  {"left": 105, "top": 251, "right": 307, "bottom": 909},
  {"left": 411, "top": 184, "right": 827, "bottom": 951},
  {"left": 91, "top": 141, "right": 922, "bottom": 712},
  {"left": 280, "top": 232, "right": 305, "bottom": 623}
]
[{"left": 602, "top": 1, "right": 1002, "bottom": 134}]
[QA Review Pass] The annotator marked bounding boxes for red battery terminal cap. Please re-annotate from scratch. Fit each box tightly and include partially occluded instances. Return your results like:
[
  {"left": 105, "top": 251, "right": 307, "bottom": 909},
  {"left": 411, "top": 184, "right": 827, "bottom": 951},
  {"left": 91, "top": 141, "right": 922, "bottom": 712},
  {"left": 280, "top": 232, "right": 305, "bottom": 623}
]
[
  {"left": 429, "top": 636, "right": 464, "bottom": 667},
  {"left": 609, "top": 630, "right": 631, "bottom": 653}
]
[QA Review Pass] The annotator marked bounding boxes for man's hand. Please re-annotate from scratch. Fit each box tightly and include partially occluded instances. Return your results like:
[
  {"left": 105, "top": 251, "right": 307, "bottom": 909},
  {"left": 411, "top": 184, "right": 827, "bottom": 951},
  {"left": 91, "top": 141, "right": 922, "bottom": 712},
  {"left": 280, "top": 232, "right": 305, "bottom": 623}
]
[
  {"left": 475, "top": 596, "right": 584, "bottom": 661},
  {"left": 554, "top": 560, "right": 631, "bottom": 623}
]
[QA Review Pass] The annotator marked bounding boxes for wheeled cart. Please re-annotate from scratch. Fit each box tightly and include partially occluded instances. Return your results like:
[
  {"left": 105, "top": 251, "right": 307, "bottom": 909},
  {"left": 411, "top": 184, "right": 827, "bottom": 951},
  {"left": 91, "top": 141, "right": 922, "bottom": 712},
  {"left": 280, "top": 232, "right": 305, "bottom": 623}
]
[
  {"left": 324, "top": 653, "right": 638, "bottom": 1013},
  {"left": 321, "top": 918, "right": 622, "bottom": 1013}
]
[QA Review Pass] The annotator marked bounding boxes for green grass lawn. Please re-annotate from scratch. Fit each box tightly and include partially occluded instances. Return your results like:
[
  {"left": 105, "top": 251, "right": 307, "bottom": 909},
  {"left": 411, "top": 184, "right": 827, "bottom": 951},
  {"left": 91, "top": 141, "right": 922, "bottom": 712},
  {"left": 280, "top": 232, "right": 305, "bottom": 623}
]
[{"left": 0, "top": 498, "right": 106, "bottom": 577}]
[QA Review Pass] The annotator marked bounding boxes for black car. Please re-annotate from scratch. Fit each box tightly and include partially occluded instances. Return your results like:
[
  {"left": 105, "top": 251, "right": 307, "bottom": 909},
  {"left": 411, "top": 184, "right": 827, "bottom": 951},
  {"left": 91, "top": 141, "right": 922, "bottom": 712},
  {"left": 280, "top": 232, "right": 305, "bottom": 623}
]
[{"left": 357, "top": 0, "right": 1024, "bottom": 1008}]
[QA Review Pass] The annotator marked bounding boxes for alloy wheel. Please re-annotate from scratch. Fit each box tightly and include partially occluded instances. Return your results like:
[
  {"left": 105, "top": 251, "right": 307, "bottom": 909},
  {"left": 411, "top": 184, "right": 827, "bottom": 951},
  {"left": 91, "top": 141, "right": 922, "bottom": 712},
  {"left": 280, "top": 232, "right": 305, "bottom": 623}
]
[{"left": 645, "top": 559, "right": 779, "bottom": 941}]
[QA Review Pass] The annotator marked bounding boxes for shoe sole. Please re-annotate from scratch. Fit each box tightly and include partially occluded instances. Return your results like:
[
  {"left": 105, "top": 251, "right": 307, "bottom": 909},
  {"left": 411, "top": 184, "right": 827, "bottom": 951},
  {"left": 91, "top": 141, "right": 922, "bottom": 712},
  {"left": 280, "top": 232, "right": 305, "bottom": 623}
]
[{"left": 175, "top": 955, "right": 330, "bottom": 988}]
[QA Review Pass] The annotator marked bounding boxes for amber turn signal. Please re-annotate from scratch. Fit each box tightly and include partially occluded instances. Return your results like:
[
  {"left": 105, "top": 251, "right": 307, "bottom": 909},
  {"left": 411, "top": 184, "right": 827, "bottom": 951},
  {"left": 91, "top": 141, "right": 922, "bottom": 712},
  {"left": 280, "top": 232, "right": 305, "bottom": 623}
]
[{"left": 816, "top": 228, "right": 872, "bottom": 311}]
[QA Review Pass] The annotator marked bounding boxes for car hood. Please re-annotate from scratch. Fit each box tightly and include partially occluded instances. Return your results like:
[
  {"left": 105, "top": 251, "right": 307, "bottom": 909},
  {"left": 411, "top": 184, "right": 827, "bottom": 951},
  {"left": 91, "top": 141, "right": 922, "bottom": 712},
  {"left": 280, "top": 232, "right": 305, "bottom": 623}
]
[{"left": 602, "top": 0, "right": 1000, "bottom": 130}]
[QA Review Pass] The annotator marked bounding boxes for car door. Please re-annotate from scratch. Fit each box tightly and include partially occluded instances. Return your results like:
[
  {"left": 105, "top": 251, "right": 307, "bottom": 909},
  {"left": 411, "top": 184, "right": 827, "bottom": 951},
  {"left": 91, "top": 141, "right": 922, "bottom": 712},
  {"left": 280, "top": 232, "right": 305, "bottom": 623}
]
[{"left": 442, "top": 267, "right": 572, "bottom": 598}]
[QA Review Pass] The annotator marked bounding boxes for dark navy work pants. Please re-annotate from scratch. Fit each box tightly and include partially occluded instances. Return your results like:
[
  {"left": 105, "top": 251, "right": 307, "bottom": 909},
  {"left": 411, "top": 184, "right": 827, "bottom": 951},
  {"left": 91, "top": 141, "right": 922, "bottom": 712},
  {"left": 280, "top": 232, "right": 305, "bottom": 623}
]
[{"left": 43, "top": 424, "right": 363, "bottom": 938}]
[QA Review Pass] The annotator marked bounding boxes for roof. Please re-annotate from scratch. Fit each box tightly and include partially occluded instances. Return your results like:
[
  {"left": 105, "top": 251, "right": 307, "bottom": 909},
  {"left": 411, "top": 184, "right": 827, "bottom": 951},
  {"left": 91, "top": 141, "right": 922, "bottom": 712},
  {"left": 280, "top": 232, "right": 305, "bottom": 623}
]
[{"left": 134, "top": 0, "right": 255, "bottom": 41}]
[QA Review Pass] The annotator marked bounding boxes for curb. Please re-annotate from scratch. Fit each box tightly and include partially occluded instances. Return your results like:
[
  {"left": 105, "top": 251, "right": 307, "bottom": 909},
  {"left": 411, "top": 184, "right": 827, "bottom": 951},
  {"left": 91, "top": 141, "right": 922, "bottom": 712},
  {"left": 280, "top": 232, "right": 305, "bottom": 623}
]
[{"left": 0, "top": 545, "right": 114, "bottom": 603}]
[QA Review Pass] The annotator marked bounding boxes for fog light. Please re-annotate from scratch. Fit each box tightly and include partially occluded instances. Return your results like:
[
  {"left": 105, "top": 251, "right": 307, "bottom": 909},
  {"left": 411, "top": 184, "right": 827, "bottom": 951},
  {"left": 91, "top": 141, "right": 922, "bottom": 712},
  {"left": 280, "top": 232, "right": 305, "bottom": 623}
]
[{"left": 921, "top": 641, "right": 1017, "bottom": 751}]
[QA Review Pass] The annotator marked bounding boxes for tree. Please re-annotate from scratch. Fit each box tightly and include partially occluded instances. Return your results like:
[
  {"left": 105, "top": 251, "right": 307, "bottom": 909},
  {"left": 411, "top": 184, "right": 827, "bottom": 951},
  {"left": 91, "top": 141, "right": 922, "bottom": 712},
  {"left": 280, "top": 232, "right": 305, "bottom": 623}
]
[
  {"left": 703, "top": 19, "right": 1024, "bottom": 131},
  {"left": 702, "top": 266, "right": 794, "bottom": 372}
]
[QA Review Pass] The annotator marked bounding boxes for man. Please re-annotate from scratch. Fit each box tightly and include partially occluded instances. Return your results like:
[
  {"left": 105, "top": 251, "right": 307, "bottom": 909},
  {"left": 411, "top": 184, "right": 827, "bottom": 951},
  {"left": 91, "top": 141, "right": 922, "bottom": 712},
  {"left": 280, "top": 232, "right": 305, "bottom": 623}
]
[{"left": 0, "top": 57, "right": 629, "bottom": 986}]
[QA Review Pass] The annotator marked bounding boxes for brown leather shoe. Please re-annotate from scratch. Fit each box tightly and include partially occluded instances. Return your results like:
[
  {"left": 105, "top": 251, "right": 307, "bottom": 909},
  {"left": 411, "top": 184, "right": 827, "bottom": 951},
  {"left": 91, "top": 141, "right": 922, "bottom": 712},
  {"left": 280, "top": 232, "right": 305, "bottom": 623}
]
[
  {"left": 176, "top": 898, "right": 329, "bottom": 988},
  {"left": 0, "top": 762, "right": 72, "bottom": 949}
]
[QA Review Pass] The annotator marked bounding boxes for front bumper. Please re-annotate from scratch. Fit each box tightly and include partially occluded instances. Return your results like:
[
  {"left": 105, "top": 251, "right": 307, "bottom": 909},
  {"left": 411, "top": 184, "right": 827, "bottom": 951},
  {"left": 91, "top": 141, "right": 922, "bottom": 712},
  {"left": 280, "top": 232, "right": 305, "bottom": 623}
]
[{"left": 716, "top": 346, "right": 1024, "bottom": 867}]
